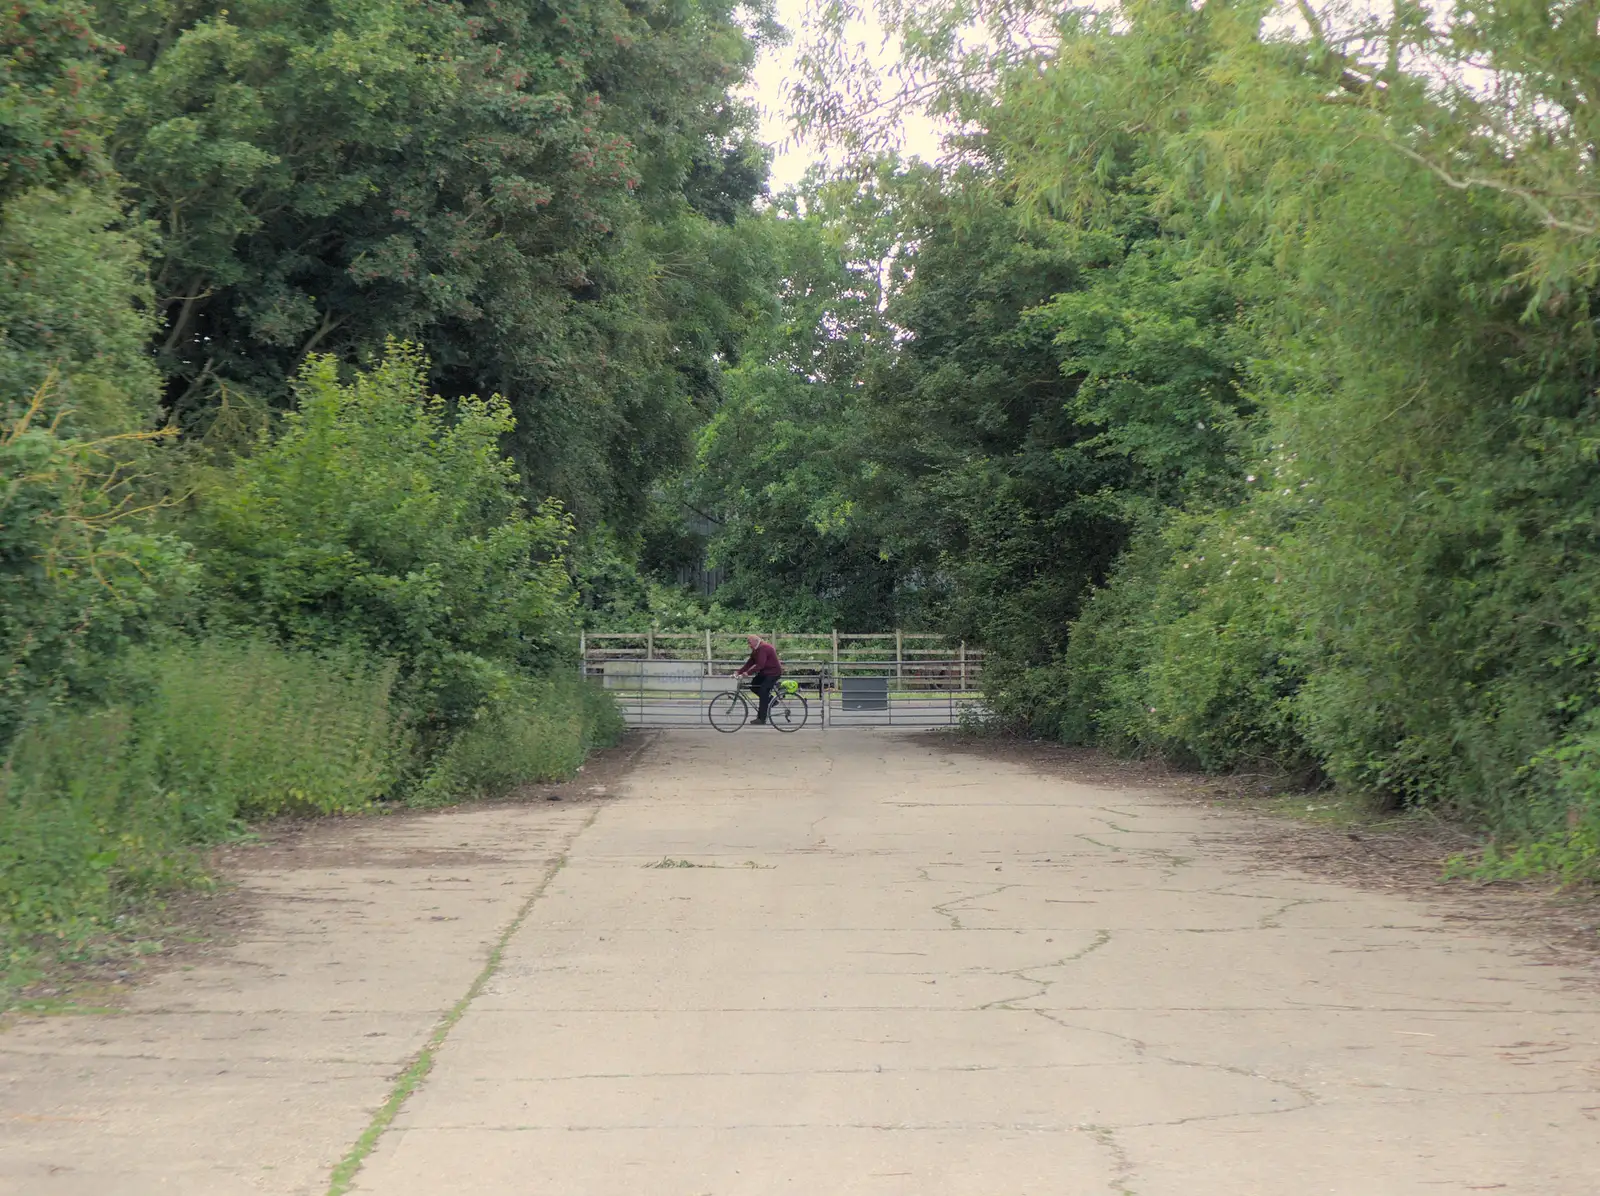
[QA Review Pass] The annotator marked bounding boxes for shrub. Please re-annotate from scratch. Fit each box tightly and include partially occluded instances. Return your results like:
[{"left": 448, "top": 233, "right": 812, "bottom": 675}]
[
  {"left": 1137, "top": 512, "right": 1310, "bottom": 774},
  {"left": 1047, "top": 504, "right": 1312, "bottom": 775},
  {"left": 193, "top": 345, "right": 577, "bottom": 730},
  {"left": 1457, "top": 709, "right": 1600, "bottom": 883},
  {"left": 410, "top": 677, "right": 623, "bottom": 807},
  {"left": 0, "top": 637, "right": 401, "bottom": 951},
  {"left": 0, "top": 385, "right": 194, "bottom": 750}
]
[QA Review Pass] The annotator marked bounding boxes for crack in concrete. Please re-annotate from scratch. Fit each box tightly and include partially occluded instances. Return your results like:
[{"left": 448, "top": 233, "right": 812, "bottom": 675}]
[
  {"left": 1082, "top": 1123, "right": 1139, "bottom": 1195},
  {"left": 1031, "top": 1008, "right": 1323, "bottom": 1121},
  {"left": 1317, "top": 1084, "right": 1600, "bottom": 1098},
  {"left": 1090, "top": 817, "right": 1138, "bottom": 834},
  {"left": 805, "top": 814, "right": 830, "bottom": 853},
  {"left": 1259, "top": 897, "right": 1323, "bottom": 929},
  {"left": 1075, "top": 835, "right": 1194, "bottom": 876},
  {"left": 980, "top": 931, "right": 1116, "bottom": 1010},
  {"left": 930, "top": 883, "right": 1016, "bottom": 931}
]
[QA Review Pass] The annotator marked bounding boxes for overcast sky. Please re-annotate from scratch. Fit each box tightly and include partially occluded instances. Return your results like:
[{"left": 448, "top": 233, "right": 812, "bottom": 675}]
[
  {"left": 743, "top": 2, "right": 1425, "bottom": 191},
  {"left": 745, "top": 0, "right": 945, "bottom": 191}
]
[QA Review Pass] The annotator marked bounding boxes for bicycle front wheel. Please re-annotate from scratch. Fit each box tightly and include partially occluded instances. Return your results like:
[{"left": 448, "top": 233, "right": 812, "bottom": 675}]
[
  {"left": 707, "top": 690, "right": 749, "bottom": 732},
  {"left": 768, "top": 692, "right": 808, "bottom": 733}
]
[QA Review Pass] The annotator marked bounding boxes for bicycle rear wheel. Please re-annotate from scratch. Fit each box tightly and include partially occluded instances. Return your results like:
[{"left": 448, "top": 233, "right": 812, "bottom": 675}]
[
  {"left": 768, "top": 692, "right": 808, "bottom": 732},
  {"left": 707, "top": 690, "right": 749, "bottom": 732}
]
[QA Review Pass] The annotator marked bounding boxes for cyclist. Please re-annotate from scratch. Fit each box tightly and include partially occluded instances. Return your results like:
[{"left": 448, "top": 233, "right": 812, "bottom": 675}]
[{"left": 734, "top": 634, "right": 784, "bottom": 725}]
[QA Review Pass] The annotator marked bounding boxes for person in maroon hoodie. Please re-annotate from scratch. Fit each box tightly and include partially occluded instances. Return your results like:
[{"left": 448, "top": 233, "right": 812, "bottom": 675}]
[{"left": 734, "top": 634, "right": 784, "bottom": 725}]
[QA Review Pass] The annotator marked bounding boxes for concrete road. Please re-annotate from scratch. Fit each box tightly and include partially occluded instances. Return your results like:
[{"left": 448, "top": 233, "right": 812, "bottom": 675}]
[
  {"left": 4, "top": 731, "right": 1598, "bottom": 1195},
  {"left": 0, "top": 797, "right": 601, "bottom": 1196},
  {"left": 354, "top": 732, "right": 1598, "bottom": 1195}
]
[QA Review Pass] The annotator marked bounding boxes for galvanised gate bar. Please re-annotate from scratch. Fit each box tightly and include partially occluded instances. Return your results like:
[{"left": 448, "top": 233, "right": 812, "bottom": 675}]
[{"left": 581, "top": 631, "right": 986, "bottom": 729}]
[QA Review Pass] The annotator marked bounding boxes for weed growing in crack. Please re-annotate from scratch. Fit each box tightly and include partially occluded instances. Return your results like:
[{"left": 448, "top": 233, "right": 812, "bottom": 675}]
[{"left": 643, "top": 858, "right": 775, "bottom": 870}]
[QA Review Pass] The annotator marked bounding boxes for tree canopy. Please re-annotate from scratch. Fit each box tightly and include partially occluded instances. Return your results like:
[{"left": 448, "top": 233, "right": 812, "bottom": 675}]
[{"left": 93, "top": 0, "right": 776, "bottom": 523}]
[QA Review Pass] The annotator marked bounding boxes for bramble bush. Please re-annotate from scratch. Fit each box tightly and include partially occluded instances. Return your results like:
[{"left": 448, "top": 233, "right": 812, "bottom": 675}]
[
  {"left": 1053, "top": 491, "right": 1313, "bottom": 778},
  {"left": 0, "top": 637, "right": 401, "bottom": 951},
  {"left": 2, "top": 349, "right": 621, "bottom": 965},
  {"left": 410, "top": 675, "right": 624, "bottom": 807},
  {"left": 193, "top": 346, "right": 577, "bottom": 731}
]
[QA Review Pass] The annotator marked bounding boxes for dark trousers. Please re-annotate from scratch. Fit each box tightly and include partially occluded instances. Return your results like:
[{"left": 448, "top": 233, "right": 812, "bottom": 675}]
[{"left": 751, "top": 673, "right": 779, "bottom": 723}]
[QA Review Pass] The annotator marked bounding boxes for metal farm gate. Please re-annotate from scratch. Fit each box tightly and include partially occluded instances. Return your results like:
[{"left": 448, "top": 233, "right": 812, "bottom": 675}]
[{"left": 581, "top": 631, "right": 985, "bottom": 729}]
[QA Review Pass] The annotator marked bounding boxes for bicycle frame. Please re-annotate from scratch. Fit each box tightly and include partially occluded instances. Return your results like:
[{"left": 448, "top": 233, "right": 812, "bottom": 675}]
[{"left": 710, "top": 675, "right": 810, "bottom": 732}]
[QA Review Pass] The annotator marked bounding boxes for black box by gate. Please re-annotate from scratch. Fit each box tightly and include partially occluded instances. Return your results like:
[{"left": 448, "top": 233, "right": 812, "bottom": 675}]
[{"left": 840, "top": 676, "right": 889, "bottom": 711}]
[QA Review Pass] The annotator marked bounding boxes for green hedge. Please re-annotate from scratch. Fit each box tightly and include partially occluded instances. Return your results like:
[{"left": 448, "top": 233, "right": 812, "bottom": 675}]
[
  {"left": 0, "top": 638, "right": 400, "bottom": 948},
  {"left": 1, "top": 640, "right": 621, "bottom": 957},
  {"left": 410, "top": 676, "right": 624, "bottom": 807}
]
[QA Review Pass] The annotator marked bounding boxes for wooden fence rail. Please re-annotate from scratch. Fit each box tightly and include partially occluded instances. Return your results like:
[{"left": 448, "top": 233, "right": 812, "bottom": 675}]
[{"left": 580, "top": 631, "right": 982, "bottom": 688}]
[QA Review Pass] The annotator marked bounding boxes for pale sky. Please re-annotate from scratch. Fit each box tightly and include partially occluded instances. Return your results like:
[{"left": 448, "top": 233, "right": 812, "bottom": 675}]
[
  {"left": 743, "top": 1, "right": 1426, "bottom": 192},
  {"left": 745, "top": 0, "right": 946, "bottom": 191}
]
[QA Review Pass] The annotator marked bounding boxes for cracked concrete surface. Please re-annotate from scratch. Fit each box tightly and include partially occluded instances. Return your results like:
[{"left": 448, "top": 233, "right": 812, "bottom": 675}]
[
  {"left": 6, "top": 731, "right": 1600, "bottom": 1194},
  {"left": 0, "top": 803, "right": 597, "bottom": 1196},
  {"left": 358, "top": 732, "right": 1599, "bottom": 1194}
]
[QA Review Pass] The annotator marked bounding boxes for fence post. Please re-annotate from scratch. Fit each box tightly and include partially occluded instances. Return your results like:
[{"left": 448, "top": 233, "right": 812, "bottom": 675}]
[
  {"left": 646, "top": 628, "right": 654, "bottom": 660},
  {"left": 579, "top": 629, "right": 586, "bottom": 678},
  {"left": 959, "top": 640, "right": 967, "bottom": 690},
  {"left": 895, "top": 629, "right": 903, "bottom": 686},
  {"left": 832, "top": 628, "right": 839, "bottom": 673},
  {"left": 705, "top": 627, "right": 713, "bottom": 674}
]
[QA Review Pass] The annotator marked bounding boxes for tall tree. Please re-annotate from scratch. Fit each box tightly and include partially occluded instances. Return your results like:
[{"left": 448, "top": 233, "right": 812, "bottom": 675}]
[
  {"left": 2, "top": 1, "right": 161, "bottom": 433},
  {"left": 691, "top": 167, "right": 906, "bottom": 627},
  {"left": 97, "top": 0, "right": 776, "bottom": 522}
]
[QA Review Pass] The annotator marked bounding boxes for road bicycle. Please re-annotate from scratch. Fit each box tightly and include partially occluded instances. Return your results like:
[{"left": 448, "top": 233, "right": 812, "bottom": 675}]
[{"left": 707, "top": 676, "right": 809, "bottom": 733}]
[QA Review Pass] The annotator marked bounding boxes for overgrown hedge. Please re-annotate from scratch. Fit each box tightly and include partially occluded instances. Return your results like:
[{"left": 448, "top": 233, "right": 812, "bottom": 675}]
[
  {"left": 0, "top": 637, "right": 619, "bottom": 958},
  {"left": 956, "top": 5, "right": 1600, "bottom": 884},
  {"left": 1, "top": 349, "right": 622, "bottom": 968}
]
